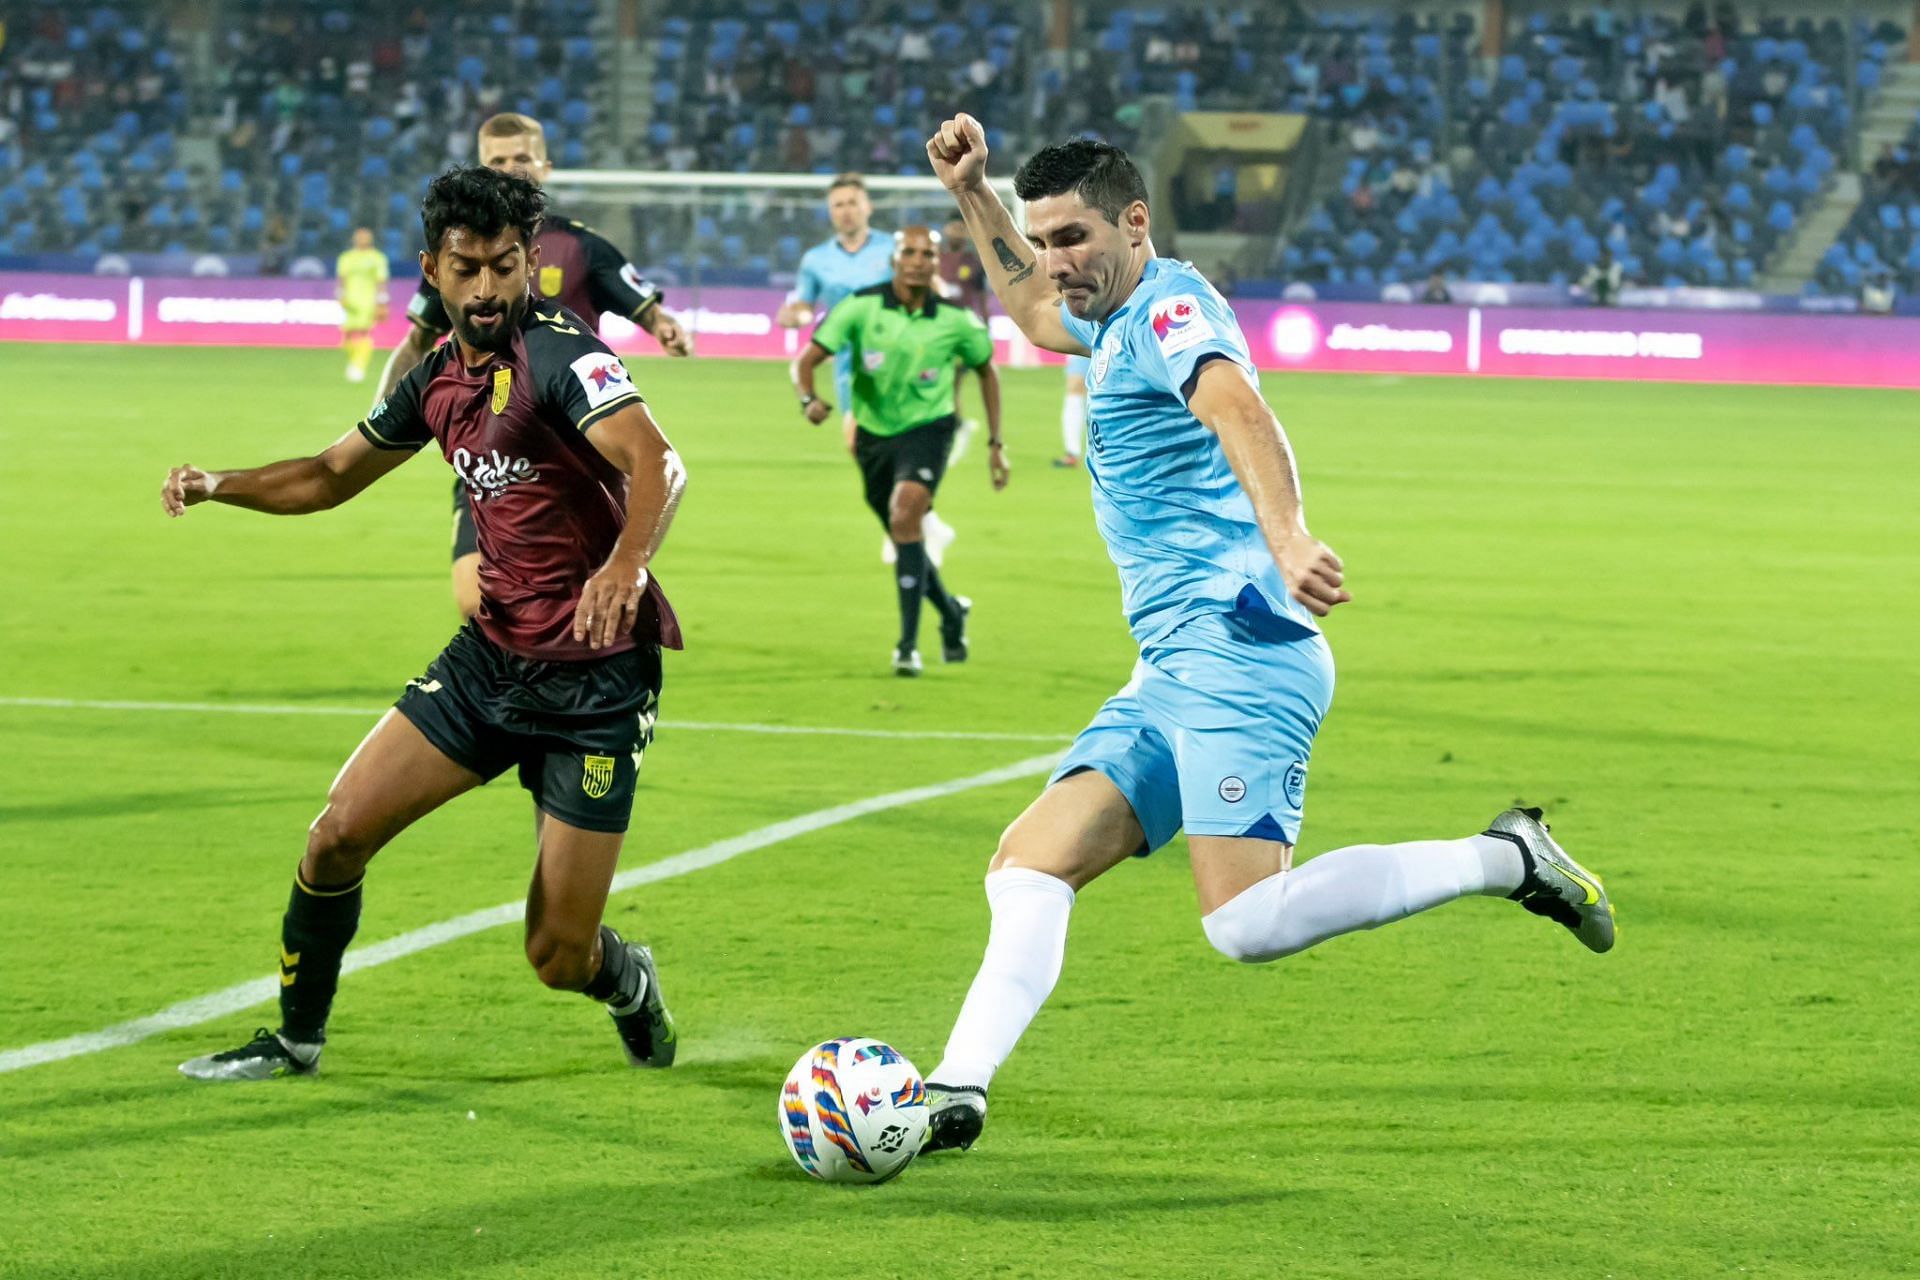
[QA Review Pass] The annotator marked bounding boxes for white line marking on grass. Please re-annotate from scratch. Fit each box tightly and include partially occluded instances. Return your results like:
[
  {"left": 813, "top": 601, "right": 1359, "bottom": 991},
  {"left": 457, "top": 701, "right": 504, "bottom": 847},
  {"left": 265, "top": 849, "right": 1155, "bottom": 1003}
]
[
  {"left": 0, "top": 696, "right": 1069, "bottom": 743},
  {"left": 0, "top": 751, "right": 1060, "bottom": 1075}
]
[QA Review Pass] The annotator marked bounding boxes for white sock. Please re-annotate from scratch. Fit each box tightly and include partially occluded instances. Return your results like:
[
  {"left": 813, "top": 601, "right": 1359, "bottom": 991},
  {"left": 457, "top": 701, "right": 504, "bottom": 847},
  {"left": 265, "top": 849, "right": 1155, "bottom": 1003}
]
[
  {"left": 929, "top": 868, "right": 1075, "bottom": 1090},
  {"left": 1201, "top": 836, "right": 1522, "bottom": 964},
  {"left": 922, "top": 510, "right": 954, "bottom": 568},
  {"left": 1061, "top": 392, "right": 1086, "bottom": 456}
]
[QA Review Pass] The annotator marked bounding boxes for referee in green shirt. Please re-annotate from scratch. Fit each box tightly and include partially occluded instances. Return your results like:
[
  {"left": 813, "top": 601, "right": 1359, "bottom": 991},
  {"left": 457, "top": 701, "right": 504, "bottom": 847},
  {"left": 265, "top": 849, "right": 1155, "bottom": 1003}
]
[{"left": 793, "top": 225, "right": 1007, "bottom": 676}]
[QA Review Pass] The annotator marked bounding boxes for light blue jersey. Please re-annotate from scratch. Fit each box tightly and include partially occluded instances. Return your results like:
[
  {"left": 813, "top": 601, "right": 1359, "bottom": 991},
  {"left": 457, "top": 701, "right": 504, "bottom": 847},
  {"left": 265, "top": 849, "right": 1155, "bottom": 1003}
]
[
  {"left": 1051, "top": 257, "right": 1332, "bottom": 849},
  {"left": 1058, "top": 257, "right": 1318, "bottom": 651},
  {"left": 796, "top": 232, "right": 895, "bottom": 407}
]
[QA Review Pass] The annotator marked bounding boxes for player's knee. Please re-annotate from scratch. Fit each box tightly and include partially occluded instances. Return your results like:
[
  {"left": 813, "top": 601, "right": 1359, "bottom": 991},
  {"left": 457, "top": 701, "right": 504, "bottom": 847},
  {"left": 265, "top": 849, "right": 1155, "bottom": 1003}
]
[
  {"left": 887, "top": 506, "right": 924, "bottom": 544},
  {"left": 988, "top": 824, "right": 1081, "bottom": 884},
  {"left": 1201, "top": 903, "right": 1288, "bottom": 964},
  {"left": 305, "top": 805, "right": 382, "bottom": 881},
  {"left": 524, "top": 931, "right": 595, "bottom": 992}
]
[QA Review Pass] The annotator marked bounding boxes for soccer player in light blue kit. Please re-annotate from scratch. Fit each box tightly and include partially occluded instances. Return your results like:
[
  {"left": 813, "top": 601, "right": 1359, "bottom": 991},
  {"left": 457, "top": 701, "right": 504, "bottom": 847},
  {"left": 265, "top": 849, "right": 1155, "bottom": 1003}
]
[
  {"left": 918, "top": 117, "right": 1618, "bottom": 1154},
  {"left": 776, "top": 173, "right": 896, "bottom": 444},
  {"left": 779, "top": 172, "right": 956, "bottom": 562}
]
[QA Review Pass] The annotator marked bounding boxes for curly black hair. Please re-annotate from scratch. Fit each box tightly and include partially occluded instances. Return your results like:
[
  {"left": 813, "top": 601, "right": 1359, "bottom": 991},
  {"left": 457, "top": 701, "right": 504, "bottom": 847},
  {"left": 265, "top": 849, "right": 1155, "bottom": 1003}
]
[
  {"left": 420, "top": 165, "right": 547, "bottom": 253},
  {"left": 1012, "top": 138, "right": 1149, "bottom": 225}
]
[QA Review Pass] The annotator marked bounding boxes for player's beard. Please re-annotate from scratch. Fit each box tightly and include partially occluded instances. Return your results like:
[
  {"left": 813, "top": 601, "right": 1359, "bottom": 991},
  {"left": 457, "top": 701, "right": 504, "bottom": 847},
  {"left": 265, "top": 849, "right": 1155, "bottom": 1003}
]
[{"left": 454, "top": 289, "right": 530, "bottom": 352}]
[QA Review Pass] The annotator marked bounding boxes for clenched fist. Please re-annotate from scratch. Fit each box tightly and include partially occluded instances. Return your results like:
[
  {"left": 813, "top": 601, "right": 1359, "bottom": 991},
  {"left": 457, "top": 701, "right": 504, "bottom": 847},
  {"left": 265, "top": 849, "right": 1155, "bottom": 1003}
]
[{"left": 926, "top": 113, "right": 990, "bottom": 195}]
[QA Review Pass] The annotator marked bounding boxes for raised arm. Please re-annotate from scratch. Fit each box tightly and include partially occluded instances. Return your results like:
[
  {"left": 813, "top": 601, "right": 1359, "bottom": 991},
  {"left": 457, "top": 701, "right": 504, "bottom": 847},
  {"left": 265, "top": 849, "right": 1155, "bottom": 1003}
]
[
  {"left": 574, "top": 402, "right": 689, "bottom": 651},
  {"left": 926, "top": 114, "right": 1087, "bottom": 356},
  {"left": 161, "top": 428, "right": 414, "bottom": 518},
  {"left": 1186, "top": 361, "right": 1350, "bottom": 618}
]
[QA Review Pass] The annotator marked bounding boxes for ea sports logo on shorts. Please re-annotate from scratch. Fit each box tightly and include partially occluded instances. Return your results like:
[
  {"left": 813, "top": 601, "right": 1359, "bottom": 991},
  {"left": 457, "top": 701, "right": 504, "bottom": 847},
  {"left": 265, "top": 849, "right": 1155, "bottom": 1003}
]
[
  {"left": 1218, "top": 776, "right": 1247, "bottom": 803},
  {"left": 1284, "top": 761, "right": 1307, "bottom": 808}
]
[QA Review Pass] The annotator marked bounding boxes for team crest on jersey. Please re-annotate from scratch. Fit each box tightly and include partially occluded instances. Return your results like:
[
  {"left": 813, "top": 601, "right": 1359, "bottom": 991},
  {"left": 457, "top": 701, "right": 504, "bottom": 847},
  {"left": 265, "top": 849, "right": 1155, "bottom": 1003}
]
[
  {"left": 1149, "top": 294, "right": 1216, "bottom": 357},
  {"left": 582, "top": 755, "right": 615, "bottom": 799},
  {"left": 491, "top": 368, "right": 511, "bottom": 414},
  {"left": 1091, "top": 344, "right": 1112, "bottom": 386},
  {"left": 569, "top": 353, "right": 634, "bottom": 410},
  {"left": 539, "top": 265, "right": 565, "bottom": 297}
]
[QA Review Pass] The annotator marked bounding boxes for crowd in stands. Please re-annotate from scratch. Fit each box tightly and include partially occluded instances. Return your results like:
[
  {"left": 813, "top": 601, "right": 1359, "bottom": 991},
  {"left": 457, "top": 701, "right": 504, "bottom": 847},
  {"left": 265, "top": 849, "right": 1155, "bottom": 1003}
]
[
  {"left": 0, "top": 0, "right": 606, "bottom": 265},
  {"left": 0, "top": 0, "right": 1914, "bottom": 302},
  {"left": 1817, "top": 109, "right": 1920, "bottom": 298},
  {"left": 1284, "top": 6, "right": 1910, "bottom": 291}
]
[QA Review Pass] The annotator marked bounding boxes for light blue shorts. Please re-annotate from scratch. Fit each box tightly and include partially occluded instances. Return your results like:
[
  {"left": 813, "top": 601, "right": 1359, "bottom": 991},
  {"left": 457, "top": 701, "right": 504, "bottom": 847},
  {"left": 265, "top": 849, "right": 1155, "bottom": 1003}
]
[
  {"left": 1052, "top": 609, "right": 1335, "bottom": 852},
  {"left": 1065, "top": 354, "right": 1092, "bottom": 378}
]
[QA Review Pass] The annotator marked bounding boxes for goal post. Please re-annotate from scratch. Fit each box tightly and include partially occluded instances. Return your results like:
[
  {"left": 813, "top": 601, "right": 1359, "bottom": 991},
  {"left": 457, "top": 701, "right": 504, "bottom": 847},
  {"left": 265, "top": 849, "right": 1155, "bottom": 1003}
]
[{"left": 541, "top": 168, "right": 1041, "bottom": 364}]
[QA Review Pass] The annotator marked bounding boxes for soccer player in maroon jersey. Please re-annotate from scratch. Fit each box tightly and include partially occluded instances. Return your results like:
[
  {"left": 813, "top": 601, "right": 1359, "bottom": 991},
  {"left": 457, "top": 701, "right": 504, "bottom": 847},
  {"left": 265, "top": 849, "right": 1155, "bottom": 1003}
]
[
  {"left": 375, "top": 112, "right": 692, "bottom": 621},
  {"left": 163, "top": 167, "right": 686, "bottom": 1080}
]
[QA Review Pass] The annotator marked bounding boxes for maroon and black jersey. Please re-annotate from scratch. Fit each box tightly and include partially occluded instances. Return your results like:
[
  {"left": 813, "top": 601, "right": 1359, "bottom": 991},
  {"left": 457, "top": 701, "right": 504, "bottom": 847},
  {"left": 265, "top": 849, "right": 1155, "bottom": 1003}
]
[
  {"left": 360, "top": 302, "right": 681, "bottom": 662},
  {"left": 406, "top": 212, "right": 664, "bottom": 336},
  {"left": 938, "top": 245, "right": 990, "bottom": 321}
]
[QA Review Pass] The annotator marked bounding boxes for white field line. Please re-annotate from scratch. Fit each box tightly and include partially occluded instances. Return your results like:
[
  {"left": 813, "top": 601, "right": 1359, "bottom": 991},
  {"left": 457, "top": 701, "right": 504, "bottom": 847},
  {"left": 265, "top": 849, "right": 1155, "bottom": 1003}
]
[
  {"left": 0, "top": 751, "right": 1060, "bottom": 1075},
  {"left": 0, "top": 696, "right": 1069, "bottom": 744}
]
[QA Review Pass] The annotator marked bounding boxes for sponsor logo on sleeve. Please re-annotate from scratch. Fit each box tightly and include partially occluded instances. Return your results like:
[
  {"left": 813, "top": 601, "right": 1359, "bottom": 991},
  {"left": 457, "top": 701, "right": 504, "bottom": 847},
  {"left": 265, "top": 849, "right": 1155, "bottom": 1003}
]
[
  {"left": 570, "top": 352, "right": 635, "bottom": 409},
  {"left": 863, "top": 351, "right": 887, "bottom": 372},
  {"left": 1149, "top": 293, "right": 1216, "bottom": 357}
]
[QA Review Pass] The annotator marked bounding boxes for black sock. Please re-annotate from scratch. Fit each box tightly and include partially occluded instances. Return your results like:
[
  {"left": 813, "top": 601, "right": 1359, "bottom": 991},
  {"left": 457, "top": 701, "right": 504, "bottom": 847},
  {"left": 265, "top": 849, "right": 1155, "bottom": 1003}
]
[
  {"left": 277, "top": 868, "right": 364, "bottom": 1045},
  {"left": 893, "top": 541, "right": 929, "bottom": 650},
  {"left": 583, "top": 925, "right": 645, "bottom": 1009},
  {"left": 922, "top": 561, "right": 957, "bottom": 622}
]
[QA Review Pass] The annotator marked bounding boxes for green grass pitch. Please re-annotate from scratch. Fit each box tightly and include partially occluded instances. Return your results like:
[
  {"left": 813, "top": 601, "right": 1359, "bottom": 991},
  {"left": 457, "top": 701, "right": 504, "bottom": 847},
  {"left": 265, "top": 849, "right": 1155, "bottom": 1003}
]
[{"left": 1, "top": 344, "right": 1915, "bottom": 1278}]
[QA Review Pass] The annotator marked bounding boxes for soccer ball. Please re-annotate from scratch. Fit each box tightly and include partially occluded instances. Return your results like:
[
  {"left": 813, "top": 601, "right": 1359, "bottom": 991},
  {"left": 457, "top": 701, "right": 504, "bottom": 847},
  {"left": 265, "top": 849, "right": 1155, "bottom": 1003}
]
[{"left": 778, "top": 1037, "right": 929, "bottom": 1184}]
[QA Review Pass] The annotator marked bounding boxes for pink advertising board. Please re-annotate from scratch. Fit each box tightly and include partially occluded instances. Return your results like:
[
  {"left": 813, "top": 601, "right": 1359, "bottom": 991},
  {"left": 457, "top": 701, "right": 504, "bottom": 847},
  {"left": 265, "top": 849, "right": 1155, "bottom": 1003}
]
[{"left": 4, "top": 273, "right": 1917, "bottom": 389}]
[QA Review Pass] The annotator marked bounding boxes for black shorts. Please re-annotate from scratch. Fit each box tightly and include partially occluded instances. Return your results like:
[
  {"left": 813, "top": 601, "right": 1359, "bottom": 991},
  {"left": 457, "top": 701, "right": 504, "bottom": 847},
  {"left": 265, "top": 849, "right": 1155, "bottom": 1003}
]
[
  {"left": 393, "top": 621, "right": 661, "bottom": 833},
  {"left": 451, "top": 478, "right": 478, "bottom": 561},
  {"left": 854, "top": 415, "right": 957, "bottom": 524}
]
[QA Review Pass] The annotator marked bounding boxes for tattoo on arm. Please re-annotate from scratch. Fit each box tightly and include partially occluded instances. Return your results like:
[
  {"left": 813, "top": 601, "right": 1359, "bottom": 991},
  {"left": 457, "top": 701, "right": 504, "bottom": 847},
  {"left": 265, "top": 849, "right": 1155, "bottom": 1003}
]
[{"left": 991, "top": 236, "right": 1034, "bottom": 285}]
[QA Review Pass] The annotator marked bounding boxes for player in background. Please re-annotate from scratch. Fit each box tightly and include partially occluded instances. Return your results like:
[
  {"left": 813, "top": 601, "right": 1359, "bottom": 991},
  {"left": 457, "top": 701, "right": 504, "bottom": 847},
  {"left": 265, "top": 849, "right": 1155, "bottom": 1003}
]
[
  {"left": 791, "top": 227, "right": 1005, "bottom": 676},
  {"left": 917, "top": 118, "right": 1616, "bottom": 1152},
  {"left": 335, "top": 227, "right": 389, "bottom": 383},
  {"left": 373, "top": 112, "right": 692, "bottom": 621},
  {"left": 1055, "top": 354, "right": 1088, "bottom": 467},
  {"left": 778, "top": 174, "right": 958, "bottom": 568},
  {"left": 937, "top": 217, "right": 988, "bottom": 320},
  {"left": 166, "top": 167, "right": 685, "bottom": 1081},
  {"left": 935, "top": 215, "right": 989, "bottom": 470}
]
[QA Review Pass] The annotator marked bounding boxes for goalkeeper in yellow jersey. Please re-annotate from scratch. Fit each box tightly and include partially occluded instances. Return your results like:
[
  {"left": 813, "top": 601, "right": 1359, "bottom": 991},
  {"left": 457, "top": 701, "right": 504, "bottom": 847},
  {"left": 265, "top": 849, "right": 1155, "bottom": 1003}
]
[{"left": 335, "top": 227, "right": 390, "bottom": 383}]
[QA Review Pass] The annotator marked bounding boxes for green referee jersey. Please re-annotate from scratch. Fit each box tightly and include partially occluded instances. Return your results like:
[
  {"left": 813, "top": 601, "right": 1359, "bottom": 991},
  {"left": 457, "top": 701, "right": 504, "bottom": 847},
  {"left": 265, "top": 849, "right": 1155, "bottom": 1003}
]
[{"left": 810, "top": 281, "right": 994, "bottom": 437}]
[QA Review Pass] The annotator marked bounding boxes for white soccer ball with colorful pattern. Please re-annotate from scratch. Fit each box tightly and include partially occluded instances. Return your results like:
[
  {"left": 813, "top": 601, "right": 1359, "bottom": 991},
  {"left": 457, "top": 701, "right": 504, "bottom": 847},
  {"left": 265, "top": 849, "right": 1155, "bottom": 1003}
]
[{"left": 779, "top": 1037, "right": 929, "bottom": 1183}]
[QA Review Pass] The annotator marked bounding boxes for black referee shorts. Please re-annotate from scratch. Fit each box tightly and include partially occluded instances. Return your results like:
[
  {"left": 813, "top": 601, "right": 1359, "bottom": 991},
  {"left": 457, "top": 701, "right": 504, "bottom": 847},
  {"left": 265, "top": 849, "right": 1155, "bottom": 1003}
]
[
  {"left": 854, "top": 415, "right": 957, "bottom": 524},
  {"left": 451, "top": 478, "right": 478, "bottom": 561},
  {"left": 394, "top": 622, "right": 661, "bottom": 834}
]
